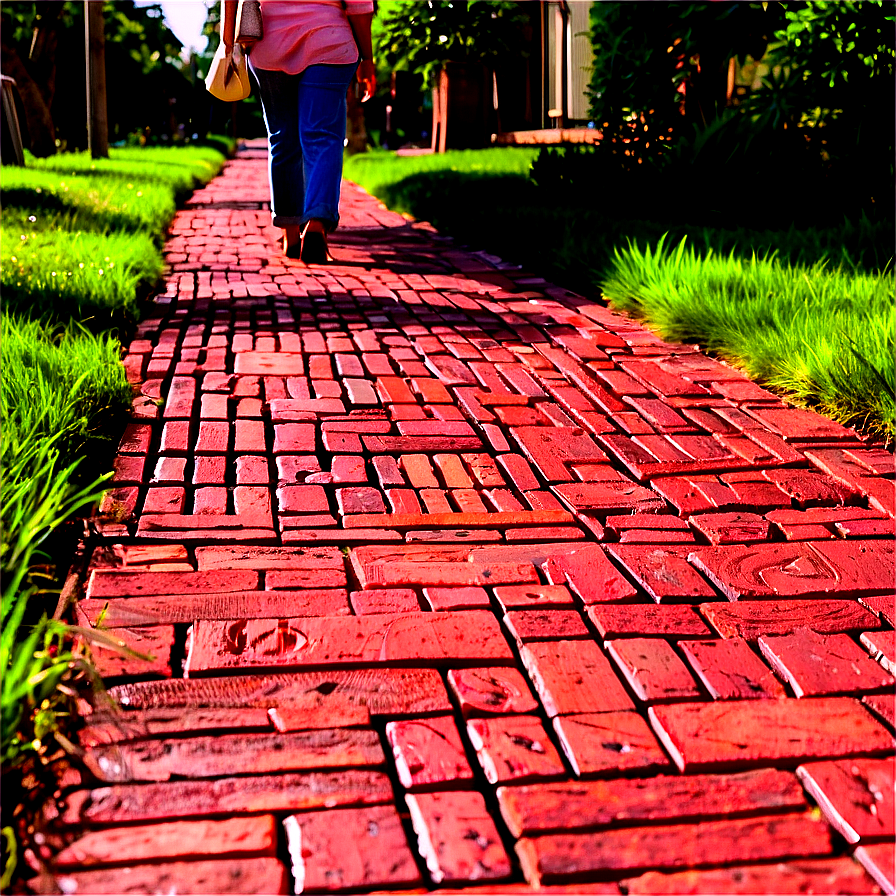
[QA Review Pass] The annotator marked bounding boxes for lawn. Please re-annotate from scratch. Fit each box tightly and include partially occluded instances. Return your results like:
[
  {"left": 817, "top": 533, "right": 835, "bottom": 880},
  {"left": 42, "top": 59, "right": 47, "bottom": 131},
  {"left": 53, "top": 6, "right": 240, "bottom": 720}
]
[
  {"left": 0, "top": 139, "right": 231, "bottom": 886},
  {"left": 344, "top": 147, "right": 895, "bottom": 439}
]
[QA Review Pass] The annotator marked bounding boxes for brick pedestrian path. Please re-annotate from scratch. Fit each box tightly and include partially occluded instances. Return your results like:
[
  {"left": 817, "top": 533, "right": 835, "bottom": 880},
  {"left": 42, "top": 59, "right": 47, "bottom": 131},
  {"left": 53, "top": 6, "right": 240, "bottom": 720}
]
[{"left": 48, "top": 141, "right": 894, "bottom": 894}]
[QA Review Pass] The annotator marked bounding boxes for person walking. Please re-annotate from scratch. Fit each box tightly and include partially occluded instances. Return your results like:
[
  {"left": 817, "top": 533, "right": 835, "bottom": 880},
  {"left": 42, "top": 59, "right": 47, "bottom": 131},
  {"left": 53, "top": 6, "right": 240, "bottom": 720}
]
[{"left": 222, "top": 0, "right": 376, "bottom": 263}]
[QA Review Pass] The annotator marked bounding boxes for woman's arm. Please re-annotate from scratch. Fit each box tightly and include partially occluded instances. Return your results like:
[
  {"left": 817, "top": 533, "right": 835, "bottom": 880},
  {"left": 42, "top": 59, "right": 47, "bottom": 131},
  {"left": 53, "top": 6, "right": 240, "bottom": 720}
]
[
  {"left": 221, "top": 0, "right": 238, "bottom": 49},
  {"left": 347, "top": 11, "right": 376, "bottom": 101}
]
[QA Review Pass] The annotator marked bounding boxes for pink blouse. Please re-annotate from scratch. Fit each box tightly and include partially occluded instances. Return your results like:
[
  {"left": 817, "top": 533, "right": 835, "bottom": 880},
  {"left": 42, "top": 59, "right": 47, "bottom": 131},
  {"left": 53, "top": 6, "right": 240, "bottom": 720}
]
[{"left": 250, "top": 1, "right": 374, "bottom": 74}]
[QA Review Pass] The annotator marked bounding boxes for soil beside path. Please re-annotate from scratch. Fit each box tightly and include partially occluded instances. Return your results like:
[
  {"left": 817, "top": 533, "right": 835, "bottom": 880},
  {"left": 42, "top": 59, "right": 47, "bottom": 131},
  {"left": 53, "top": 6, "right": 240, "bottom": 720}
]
[{"left": 44, "top": 140, "right": 894, "bottom": 895}]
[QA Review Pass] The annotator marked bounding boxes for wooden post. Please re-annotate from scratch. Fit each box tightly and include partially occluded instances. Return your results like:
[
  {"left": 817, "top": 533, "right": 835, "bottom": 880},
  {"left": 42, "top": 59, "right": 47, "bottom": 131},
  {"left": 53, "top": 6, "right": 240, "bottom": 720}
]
[{"left": 85, "top": 0, "right": 108, "bottom": 158}]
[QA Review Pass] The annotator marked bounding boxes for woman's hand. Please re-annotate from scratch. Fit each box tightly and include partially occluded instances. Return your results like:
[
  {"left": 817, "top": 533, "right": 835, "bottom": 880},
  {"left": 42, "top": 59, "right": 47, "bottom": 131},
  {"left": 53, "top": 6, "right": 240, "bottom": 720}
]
[{"left": 357, "top": 59, "right": 376, "bottom": 102}]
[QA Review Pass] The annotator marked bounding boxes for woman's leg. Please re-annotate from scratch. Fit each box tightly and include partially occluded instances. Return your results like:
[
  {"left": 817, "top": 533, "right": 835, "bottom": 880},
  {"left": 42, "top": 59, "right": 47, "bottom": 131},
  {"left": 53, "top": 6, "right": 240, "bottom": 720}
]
[
  {"left": 295, "top": 63, "right": 358, "bottom": 232},
  {"left": 249, "top": 65, "right": 304, "bottom": 243}
]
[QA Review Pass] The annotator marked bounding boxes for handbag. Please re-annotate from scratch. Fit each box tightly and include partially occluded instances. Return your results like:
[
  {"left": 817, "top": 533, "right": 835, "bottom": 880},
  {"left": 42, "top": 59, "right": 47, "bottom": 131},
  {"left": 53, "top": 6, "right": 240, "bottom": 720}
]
[
  {"left": 205, "top": 42, "right": 251, "bottom": 102},
  {"left": 236, "top": 0, "right": 264, "bottom": 46}
]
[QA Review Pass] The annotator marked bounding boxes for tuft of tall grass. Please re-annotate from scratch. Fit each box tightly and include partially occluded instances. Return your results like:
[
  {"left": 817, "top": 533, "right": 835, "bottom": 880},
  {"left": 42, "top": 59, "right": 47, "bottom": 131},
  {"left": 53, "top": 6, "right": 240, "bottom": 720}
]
[
  {"left": 1, "top": 145, "right": 228, "bottom": 325},
  {"left": 601, "top": 237, "right": 896, "bottom": 439},
  {"left": 1, "top": 141, "right": 229, "bottom": 884},
  {"left": 345, "top": 148, "right": 894, "bottom": 436}
]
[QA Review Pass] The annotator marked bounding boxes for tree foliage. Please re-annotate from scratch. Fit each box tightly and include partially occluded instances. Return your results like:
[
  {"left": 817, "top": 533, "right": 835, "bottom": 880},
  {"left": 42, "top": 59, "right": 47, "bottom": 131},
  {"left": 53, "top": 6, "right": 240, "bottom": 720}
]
[
  {"left": 0, "top": 1, "right": 191, "bottom": 155},
  {"left": 377, "top": 0, "right": 529, "bottom": 87}
]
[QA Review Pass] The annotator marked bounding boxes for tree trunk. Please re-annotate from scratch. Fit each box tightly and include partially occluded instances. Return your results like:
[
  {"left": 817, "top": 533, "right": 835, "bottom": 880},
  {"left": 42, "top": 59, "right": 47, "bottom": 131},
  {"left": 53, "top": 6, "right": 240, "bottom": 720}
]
[{"left": 0, "top": 36, "right": 56, "bottom": 156}]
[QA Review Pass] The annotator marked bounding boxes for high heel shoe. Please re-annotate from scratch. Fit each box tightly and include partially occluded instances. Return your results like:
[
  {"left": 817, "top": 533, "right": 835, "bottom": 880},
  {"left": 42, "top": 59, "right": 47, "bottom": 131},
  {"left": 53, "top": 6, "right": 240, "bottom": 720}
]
[
  {"left": 282, "top": 235, "right": 302, "bottom": 259},
  {"left": 300, "top": 225, "right": 330, "bottom": 264}
]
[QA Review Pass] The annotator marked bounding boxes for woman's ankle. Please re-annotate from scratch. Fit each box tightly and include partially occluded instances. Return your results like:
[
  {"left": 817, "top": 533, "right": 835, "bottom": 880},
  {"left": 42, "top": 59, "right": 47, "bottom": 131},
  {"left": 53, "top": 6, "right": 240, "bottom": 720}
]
[{"left": 303, "top": 219, "right": 326, "bottom": 235}]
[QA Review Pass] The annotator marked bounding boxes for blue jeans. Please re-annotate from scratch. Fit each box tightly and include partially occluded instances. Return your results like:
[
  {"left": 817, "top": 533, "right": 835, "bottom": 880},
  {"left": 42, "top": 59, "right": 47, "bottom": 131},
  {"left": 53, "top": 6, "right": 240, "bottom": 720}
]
[{"left": 249, "top": 62, "right": 357, "bottom": 231}]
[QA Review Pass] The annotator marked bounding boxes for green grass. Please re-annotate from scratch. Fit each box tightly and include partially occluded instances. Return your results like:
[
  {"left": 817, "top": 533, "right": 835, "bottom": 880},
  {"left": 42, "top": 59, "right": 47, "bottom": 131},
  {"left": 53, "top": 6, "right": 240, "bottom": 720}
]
[
  {"left": 0, "top": 140, "right": 230, "bottom": 885},
  {"left": 344, "top": 147, "right": 895, "bottom": 438},
  {"left": 1, "top": 145, "right": 228, "bottom": 325},
  {"left": 602, "top": 238, "right": 895, "bottom": 439}
]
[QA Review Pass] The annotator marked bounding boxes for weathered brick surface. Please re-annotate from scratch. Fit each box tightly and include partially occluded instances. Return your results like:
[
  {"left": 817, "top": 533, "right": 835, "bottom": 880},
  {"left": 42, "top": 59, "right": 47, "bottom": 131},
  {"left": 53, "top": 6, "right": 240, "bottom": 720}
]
[
  {"left": 552, "top": 712, "right": 672, "bottom": 777},
  {"left": 624, "top": 859, "right": 882, "bottom": 895},
  {"left": 497, "top": 768, "right": 806, "bottom": 836},
  {"left": 60, "top": 144, "right": 896, "bottom": 892},
  {"left": 386, "top": 716, "right": 475, "bottom": 790},
  {"left": 758, "top": 629, "right": 894, "bottom": 697},
  {"left": 52, "top": 858, "right": 290, "bottom": 895},
  {"left": 284, "top": 805, "right": 422, "bottom": 891},
  {"left": 796, "top": 758, "right": 895, "bottom": 844},
  {"left": 407, "top": 791, "right": 513, "bottom": 884},
  {"left": 649, "top": 697, "right": 896, "bottom": 772},
  {"left": 53, "top": 815, "right": 278, "bottom": 868},
  {"left": 515, "top": 814, "right": 833, "bottom": 885}
]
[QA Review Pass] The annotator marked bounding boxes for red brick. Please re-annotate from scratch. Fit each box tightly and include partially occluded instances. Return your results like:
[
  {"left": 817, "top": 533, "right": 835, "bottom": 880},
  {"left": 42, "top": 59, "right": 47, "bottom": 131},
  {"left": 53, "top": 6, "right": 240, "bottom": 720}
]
[
  {"left": 688, "top": 511, "right": 771, "bottom": 544},
  {"left": 52, "top": 858, "right": 289, "bottom": 895},
  {"left": 498, "top": 767, "right": 805, "bottom": 837},
  {"left": 272, "top": 423, "right": 316, "bottom": 454},
  {"left": 467, "top": 715, "right": 567, "bottom": 783},
  {"left": 493, "top": 584, "right": 577, "bottom": 611},
  {"left": 343, "top": 509, "right": 573, "bottom": 530},
  {"left": 235, "top": 352, "right": 304, "bottom": 375},
  {"left": 447, "top": 667, "right": 539, "bottom": 717},
  {"left": 422, "top": 586, "right": 491, "bottom": 610},
  {"left": 88, "top": 728, "right": 384, "bottom": 783},
  {"left": 234, "top": 418, "right": 266, "bottom": 453},
  {"left": 276, "top": 484, "right": 331, "bottom": 514},
  {"left": 142, "top": 487, "right": 186, "bottom": 514},
  {"left": 862, "top": 693, "right": 895, "bottom": 731},
  {"left": 625, "top": 858, "right": 881, "bottom": 895},
  {"left": 113, "top": 454, "right": 147, "bottom": 484},
  {"left": 649, "top": 697, "right": 895, "bottom": 772},
  {"left": 515, "top": 814, "right": 832, "bottom": 885},
  {"left": 552, "top": 480, "right": 666, "bottom": 514},
  {"left": 336, "top": 486, "right": 386, "bottom": 514},
  {"left": 519, "top": 640, "right": 633, "bottom": 717},
  {"left": 400, "top": 453, "right": 439, "bottom": 487},
  {"left": 54, "top": 815, "right": 279, "bottom": 868},
  {"left": 854, "top": 843, "right": 896, "bottom": 894},
  {"left": 348, "top": 546, "right": 538, "bottom": 588},
  {"left": 702, "top": 599, "right": 882, "bottom": 641},
  {"left": 606, "top": 638, "right": 702, "bottom": 702},
  {"left": 764, "top": 468, "right": 858, "bottom": 505},
  {"left": 587, "top": 604, "right": 712, "bottom": 639},
  {"left": 433, "top": 453, "right": 474, "bottom": 488},
  {"left": 837, "top": 518, "right": 895, "bottom": 537},
  {"left": 607, "top": 546, "right": 716, "bottom": 603},
  {"left": 350, "top": 588, "right": 419, "bottom": 614},
  {"left": 78, "top": 590, "right": 350, "bottom": 627},
  {"left": 194, "top": 545, "right": 342, "bottom": 571},
  {"left": 862, "top": 630, "right": 895, "bottom": 674},
  {"left": 797, "top": 757, "right": 894, "bottom": 844},
  {"left": 364, "top": 434, "right": 483, "bottom": 452},
  {"left": 162, "top": 376, "right": 196, "bottom": 418},
  {"left": 542, "top": 544, "right": 638, "bottom": 603},
  {"left": 504, "top": 610, "right": 589, "bottom": 642},
  {"left": 553, "top": 711, "right": 671, "bottom": 777},
  {"left": 407, "top": 790, "right": 513, "bottom": 885},
  {"left": 758, "top": 629, "right": 894, "bottom": 697},
  {"left": 690, "top": 541, "right": 894, "bottom": 600},
  {"left": 386, "top": 716, "right": 475, "bottom": 789},
  {"left": 746, "top": 406, "right": 856, "bottom": 441},
  {"left": 511, "top": 426, "right": 608, "bottom": 482},
  {"left": 185, "top": 610, "right": 513, "bottom": 674},
  {"left": 861, "top": 595, "right": 895, "bottom": 627},
  {"left": 60, "top": 770, "right": 392, "bottom": 826},
  {"left": 284, "top": 805, "right": 422, "bottom": 891},
  {"left": 88, "top": 569, "right": 260, "bottom": 599},
  {"left": 679, "top": 637, "right": 786, "bottom": 699}
]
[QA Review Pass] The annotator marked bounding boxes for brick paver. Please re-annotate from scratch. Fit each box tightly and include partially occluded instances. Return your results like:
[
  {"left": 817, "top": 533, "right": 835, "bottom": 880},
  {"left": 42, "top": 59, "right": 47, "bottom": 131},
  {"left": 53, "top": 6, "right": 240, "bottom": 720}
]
[{"left": 53, "top": 141, "right": 895, "bottom": 894}]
